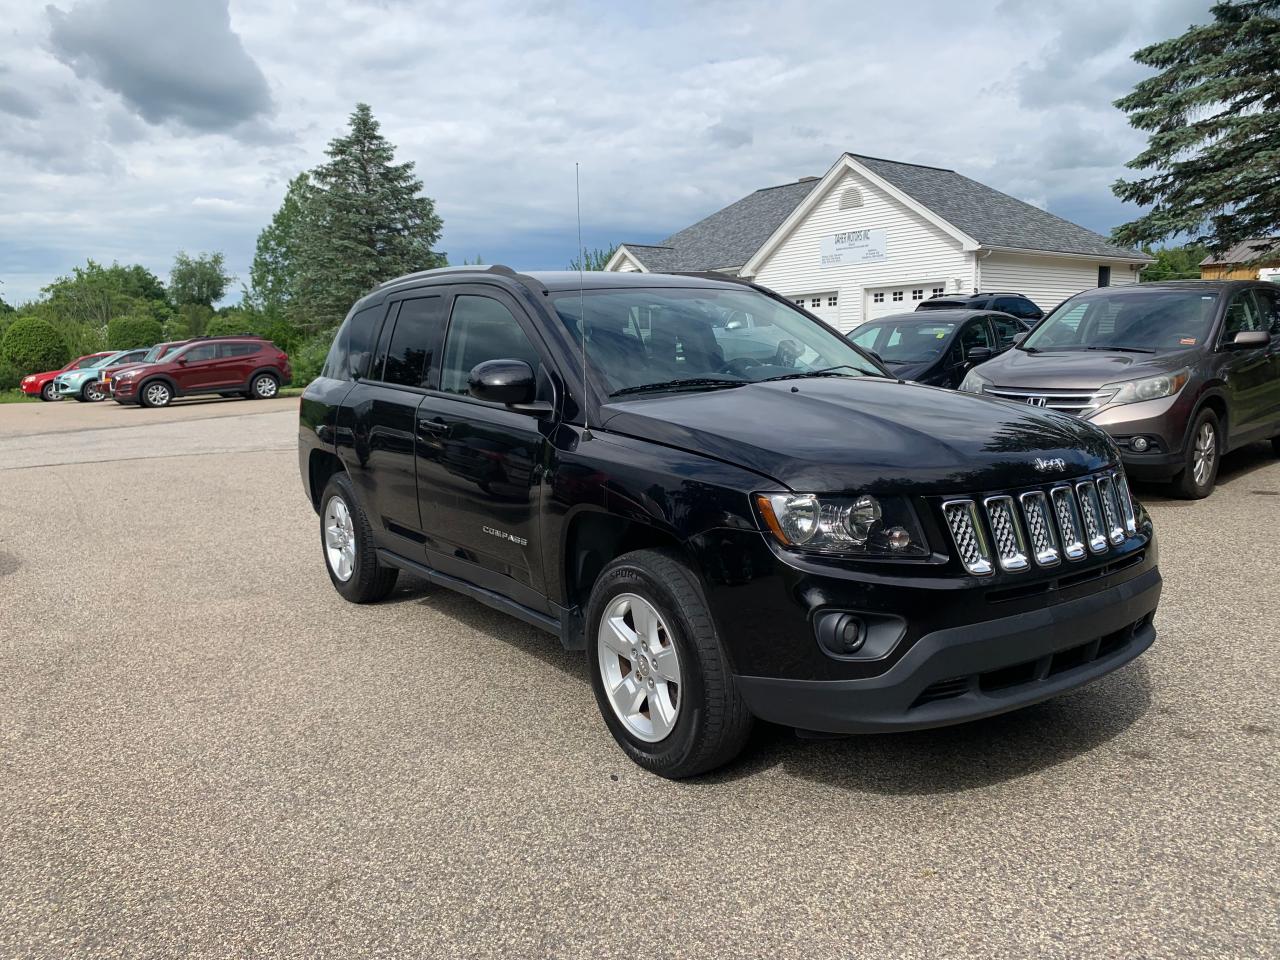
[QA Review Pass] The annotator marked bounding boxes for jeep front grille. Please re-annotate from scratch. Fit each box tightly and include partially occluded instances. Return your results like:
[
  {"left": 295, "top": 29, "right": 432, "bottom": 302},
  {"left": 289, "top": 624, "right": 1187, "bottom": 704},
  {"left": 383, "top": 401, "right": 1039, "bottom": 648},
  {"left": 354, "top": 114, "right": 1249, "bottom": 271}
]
[{"left": 941, "top": 470, "right": 1136, "bottom": 577}]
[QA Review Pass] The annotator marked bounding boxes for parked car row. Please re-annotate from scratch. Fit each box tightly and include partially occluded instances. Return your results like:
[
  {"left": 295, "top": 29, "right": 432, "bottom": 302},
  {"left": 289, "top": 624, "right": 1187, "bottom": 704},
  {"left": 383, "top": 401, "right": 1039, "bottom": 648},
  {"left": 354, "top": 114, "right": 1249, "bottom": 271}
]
[
  {"left": 19, "top": 334, "right": 292, "bottom": 408},
  {"left": 859, "top": 280, "right": 1280, "bottom": 499}
]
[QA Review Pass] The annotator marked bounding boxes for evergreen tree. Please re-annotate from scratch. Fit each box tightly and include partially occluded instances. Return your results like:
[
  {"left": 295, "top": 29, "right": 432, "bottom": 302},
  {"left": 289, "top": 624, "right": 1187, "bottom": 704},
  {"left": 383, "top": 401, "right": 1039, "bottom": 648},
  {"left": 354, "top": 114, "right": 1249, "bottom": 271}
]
[
  {"left": 568, "top": 245, "right": 618, "bottom": 271},
  {"left": 294, "top": 103, "right": 445, "bottom": 331},
  {"left": 248, "top": 173, "right": 313, "bottom": 315},
  {"left": 1112, "top": 1, "right": 1280, "bottom": 255}
]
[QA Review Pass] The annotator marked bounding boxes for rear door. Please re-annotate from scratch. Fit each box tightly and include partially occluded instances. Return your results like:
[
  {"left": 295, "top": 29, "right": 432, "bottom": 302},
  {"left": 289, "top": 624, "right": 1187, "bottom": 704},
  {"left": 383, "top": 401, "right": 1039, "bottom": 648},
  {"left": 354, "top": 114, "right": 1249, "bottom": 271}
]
[
  {"left": 1247, "top": 286, "right": 1280, "bottom": 427},
  {"left": 414, "top": 286, "right": 555, "bottom": 613},
  {"left": 344, "top": 294, "right": 447, "bottom": 544},
  {"left": 211, "top": 342, "right": 257, "bottom": 387}
]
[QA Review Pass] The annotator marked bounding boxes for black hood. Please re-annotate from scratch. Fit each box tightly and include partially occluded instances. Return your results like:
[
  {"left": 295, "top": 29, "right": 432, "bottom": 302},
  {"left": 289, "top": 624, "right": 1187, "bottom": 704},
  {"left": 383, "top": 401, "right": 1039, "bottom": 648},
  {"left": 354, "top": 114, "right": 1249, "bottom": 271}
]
[
  {"left": 598, "top": 377, "right": 1115, "bottom": 494},
  {"left": 979, "top": 345, "right": 1200, "bottom": 389}
]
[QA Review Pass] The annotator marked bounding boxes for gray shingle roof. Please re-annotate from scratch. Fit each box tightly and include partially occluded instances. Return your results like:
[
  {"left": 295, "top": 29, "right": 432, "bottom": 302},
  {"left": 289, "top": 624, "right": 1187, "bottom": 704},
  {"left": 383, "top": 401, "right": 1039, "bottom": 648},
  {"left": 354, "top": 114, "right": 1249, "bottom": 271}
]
[
  {"left": 850, "top": 154, "right": 1149, "bottom": 260},
  {"left": 617, "top": 155, "right": 1151, "bottom": 273},
  {"left": 620, "top": 178, "right": 819, "bottom": 272},
  {"left": 1199, "top": 237, "right": 1280, "bottom": 265}
]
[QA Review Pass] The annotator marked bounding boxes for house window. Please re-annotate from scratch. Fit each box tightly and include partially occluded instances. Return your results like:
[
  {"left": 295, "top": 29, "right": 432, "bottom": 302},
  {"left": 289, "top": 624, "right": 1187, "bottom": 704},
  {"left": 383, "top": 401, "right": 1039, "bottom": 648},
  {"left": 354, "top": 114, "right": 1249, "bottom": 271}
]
[
  {"left": 892, "top": 291, "right": 904, "bottom": 302},
  {"left": 827, "top": 295, "right": 838, "bottom": 307},
  {"left": 872, "top": 292, "right": 885, "bottom": 303},
  {"left": 1098, "top": 265, "right": 1111, "bottom": 287},
  {"left": 810, "top": 297, "right": 821, "bottom": 308},
  {"left": 932, "top": 286, "right": 944, "bottom": 296},
  {"left": 794, "top": 299, "right": 805, "bottom": 306},
  {"left": 911, "top": 289, "right": 924, "bottom": 300}
]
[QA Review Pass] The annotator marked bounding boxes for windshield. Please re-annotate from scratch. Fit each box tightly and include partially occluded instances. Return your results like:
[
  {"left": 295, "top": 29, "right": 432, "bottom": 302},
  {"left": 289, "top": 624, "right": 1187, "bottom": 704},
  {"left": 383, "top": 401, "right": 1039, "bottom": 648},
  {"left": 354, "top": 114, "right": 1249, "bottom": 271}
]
[
  {"left": 71, "top": 355, "right": 105, "bottom": 370},
  {"left": 550, "top": 287, "right": 882, "bottom": 397},
  {"left": 1022, "top": 289, "right": 1220, "bottom": 354},
  {"left": 850, "top": 321, "right": 956, "bottom": 363},
  {"left": 141, "top": 343, "right": 174, "bottom": 362}
]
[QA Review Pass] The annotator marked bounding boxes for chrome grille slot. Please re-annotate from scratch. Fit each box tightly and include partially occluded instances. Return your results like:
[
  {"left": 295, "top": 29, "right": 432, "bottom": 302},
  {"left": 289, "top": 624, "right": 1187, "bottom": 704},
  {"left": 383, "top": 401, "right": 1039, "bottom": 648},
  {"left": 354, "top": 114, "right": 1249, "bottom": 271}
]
[
  {"left": 1050, "top": 485, "right": 1087, "bottom": 560},
  {"left": 1018, "top": 490, "right": 1060, "bottom": 567},
  {"left": 1113, "top": 470, "right": 1137, "bottom": 535},
  {"left": 1095, "top": 475, "right": 1125, "bottom": 545},
  {"left": 942, "top": 500, "right": 993, "bottom": 576},
  {"left": 1075, "top": 479, "right": 1108, "bottom": 554},
  {"left": 983, "top": 387, "right": 1115, "bottom": 417},
  {"left": 983, "top": 495, "right": 1029, "bottom": 572}
]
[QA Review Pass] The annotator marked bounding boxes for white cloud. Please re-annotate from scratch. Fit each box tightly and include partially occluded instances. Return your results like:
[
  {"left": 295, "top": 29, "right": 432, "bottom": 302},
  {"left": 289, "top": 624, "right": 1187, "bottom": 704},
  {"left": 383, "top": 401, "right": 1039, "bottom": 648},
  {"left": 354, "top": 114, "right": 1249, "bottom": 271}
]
[{"left": 0, "top": 0, "right": 1215, "bottom": 306}]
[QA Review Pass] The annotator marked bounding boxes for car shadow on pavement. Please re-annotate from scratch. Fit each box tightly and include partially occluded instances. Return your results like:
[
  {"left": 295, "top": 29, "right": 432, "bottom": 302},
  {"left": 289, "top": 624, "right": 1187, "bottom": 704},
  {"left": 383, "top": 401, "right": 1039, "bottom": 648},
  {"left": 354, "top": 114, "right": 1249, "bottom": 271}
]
[
  {"left": 699, "top": 661, "right": 1154, "bottom": 794},
  {"left": 1135, "top": 440, "right": 1278, "bottom": 505}
]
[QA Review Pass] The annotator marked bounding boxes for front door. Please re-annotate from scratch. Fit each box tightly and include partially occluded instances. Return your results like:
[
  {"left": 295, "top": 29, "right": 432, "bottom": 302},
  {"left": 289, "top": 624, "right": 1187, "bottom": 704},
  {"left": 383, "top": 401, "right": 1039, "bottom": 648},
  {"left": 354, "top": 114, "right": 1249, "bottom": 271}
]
[
  {"left": 947, "top": 318, "right": 995, "bottom": 388},
  {"left": 172, "top": 343, "right": 220, "bottom": 391},
  {"left": 1218, "top": 290, "right": 1273, "bottom": 440},
  {"left": 414, "top": 288, "right": 555, "bottom": 614}
]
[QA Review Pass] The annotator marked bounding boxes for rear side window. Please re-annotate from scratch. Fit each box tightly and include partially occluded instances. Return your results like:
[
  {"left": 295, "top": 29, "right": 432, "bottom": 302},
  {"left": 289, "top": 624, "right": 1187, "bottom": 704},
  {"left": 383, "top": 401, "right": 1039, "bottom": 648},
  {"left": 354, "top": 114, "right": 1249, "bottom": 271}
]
[
  {"left": 440, "top": 296, "right": 540, "bottom": 395},
  {"left": 217, "top": 342, "right": 259, "bottom": 358},
  {"left": 322, "top": 305, "right": 384, "bottom": 380},
  {"left": 994, "top": 296, "right": 1037, "bottom": 319},
  {"left": 380, "top": 296, "right": 444, "bottom": 387}
]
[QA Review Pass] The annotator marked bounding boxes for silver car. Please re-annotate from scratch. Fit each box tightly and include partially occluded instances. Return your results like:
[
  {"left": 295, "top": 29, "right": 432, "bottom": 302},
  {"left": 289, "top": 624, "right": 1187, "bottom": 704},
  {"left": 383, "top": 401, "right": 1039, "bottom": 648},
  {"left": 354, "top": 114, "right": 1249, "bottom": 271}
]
[{"left": 960, "top": 281, "right": 1280, "bottom": 498}]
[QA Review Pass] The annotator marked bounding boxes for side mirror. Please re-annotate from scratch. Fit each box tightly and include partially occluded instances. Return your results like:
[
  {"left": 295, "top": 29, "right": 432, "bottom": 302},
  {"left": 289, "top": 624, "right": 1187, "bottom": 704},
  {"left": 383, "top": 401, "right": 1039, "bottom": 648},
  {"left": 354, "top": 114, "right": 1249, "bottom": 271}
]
[
  {"left": 1012, "top": 332, "right": 1029, "bottom": 346},
  {"left": 469, "top": 359, "right": 537, "bottom": 406},
  {"left": 966, "top": 346, "right": 994, "bottom": 364},
  {"left": 176, "top": 356, "right": 188, "bottom": 365},
  {"left": 1229, "top": 330, "right": 1270, "bottom": 349}
]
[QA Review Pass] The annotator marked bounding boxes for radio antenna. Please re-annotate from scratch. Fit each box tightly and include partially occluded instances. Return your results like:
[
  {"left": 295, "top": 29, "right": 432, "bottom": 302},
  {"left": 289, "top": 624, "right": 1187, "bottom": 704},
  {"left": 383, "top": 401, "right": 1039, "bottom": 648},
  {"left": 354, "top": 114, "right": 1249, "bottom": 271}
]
[{"left": 575, "top": 162, "right": 592, "bottom": 440}]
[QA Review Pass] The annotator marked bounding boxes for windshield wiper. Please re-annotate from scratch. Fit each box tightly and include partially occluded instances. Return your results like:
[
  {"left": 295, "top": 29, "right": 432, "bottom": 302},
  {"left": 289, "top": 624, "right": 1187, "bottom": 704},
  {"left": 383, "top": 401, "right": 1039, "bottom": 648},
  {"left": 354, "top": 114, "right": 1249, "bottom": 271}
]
[
  {"left": 609, "top": 377, "right": 747, "bottom": 398},
  {"left": 757, "top": 365, "right": 866, "bottom": 383},
  {"left": 1085, "top": 345, "right": 1156, "bottom": 354}
]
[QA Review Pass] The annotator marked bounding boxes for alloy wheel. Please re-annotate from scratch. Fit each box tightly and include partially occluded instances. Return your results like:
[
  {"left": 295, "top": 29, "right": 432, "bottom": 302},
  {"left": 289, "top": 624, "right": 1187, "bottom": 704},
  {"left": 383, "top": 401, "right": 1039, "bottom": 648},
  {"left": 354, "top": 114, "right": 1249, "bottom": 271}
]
[
  {"left": 85, "top": 383, "right": 105, "bottom": 402},
  {"left": 1193, "top": 421, "right": 1216, "bottom": 486},
  {"left": 254, "top": 375, "right": 278, "bottom": 398},
  {"left": 597, "top": 593, "right": 683, "bottom": 743},
  {"left": 145, "top": 383, "right": 170, "bottom": 407},
  {"left": 324, "top": 495, "right": 356, "bottom": 582}
]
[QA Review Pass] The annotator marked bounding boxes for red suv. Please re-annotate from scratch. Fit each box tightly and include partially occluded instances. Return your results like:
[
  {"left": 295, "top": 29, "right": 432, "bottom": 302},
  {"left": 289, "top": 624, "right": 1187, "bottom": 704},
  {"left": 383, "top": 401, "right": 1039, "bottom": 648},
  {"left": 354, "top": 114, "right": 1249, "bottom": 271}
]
[{"left": 112, "top": 336, "right": 292, "bottom": 408}]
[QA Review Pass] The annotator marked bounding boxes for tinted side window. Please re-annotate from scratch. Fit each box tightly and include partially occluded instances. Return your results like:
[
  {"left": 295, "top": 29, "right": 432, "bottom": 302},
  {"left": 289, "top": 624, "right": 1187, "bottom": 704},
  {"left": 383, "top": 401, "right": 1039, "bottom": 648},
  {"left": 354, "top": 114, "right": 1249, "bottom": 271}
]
[
  {"left": 217, "top": 343, "right": 258, "bottom": 358},
  {"left": 321, "top": 305, "right": 384, "bottom": 380},
  {"left": 1221, "top": 291, "right": 1263, "bottom": 342},
  {"left": 440, "top": 296, "right": 540, "bottom": 395},
  {"left": 991, "top": 315, "right": 1022, "bottom": 347},
  {"left": 184, "top": 344, "right": 217, "bottom": 362},
  {"left": 383, "top": 296, "right": 445, "bottom": 387},
  {"left": 960, "top": 320, "right": 993, "bottom": 351},
  {"left": 1251, "top": 288, "right": 1280, "bottom": 336}
]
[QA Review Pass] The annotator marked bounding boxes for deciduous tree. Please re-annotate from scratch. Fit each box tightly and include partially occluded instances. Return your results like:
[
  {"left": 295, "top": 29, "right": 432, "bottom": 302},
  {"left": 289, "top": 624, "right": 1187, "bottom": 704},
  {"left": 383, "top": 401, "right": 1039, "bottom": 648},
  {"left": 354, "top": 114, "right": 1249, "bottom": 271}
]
[{"left": 170, "top": 251, "right": 233, "bottom": 307}]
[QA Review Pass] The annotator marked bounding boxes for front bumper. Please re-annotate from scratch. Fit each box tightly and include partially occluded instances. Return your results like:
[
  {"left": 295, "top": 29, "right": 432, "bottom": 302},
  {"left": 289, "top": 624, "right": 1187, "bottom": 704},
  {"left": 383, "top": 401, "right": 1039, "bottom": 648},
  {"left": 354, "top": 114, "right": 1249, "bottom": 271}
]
[
  {"left": 112, "top": 380, "right": 139, "bottom": 403},
  {"left": 1087, "top": 394, "right": 1191, "bottom": 480},
  {"left": 734, "top": 565, "right": 1160, "bottom": 734}
]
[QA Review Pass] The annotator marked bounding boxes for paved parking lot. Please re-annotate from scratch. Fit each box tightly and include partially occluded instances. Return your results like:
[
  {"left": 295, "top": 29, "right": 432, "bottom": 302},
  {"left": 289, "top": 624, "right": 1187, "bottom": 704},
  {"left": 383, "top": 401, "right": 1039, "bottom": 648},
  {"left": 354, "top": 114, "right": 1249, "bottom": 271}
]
[{"left": 1, "top": 397, "right": 1277, "bottom": 959}]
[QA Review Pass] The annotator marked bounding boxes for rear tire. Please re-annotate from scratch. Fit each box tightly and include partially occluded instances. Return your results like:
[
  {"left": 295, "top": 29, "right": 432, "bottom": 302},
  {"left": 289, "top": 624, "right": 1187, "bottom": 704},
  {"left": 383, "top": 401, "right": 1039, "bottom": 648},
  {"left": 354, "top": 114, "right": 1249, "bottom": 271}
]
[
  {"left": 1172, "top": 409, "right": 1219, "bottom": 499},
  {"left": 586, "top": 548, "right": 753, "bottom": 779},
  {"left": 320, "top": 473, "right": 398, "bottom": 603},
  {"left": 248, "top": 373, "right": 279, "bottom": 399}
]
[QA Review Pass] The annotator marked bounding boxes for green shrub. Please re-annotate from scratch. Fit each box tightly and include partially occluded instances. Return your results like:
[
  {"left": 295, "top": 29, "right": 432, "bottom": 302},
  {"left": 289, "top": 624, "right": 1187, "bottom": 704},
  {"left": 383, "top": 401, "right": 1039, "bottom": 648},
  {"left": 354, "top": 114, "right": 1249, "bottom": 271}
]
[
  {"left": 290, "top": 333, "right": 333, "bottom": 387},
  {"left": 205, "top": 313, "right": 257, "bottom": 339},
  {"left": 0, "top": 357, "right": 22, "bottom": 391},
  {"left": 107, "top": 314, "right": 165, "bottom": 350},
  {"left": 2, "top": 316, "right": 69, "bottom": 374}
]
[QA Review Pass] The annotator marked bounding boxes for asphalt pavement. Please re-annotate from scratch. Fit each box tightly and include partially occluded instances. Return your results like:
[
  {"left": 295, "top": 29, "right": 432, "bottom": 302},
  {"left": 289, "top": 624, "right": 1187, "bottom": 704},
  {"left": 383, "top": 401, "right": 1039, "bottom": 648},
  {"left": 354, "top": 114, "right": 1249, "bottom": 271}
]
[{"left": 1, "top": 396, "right": 1277, "bottom": 959}]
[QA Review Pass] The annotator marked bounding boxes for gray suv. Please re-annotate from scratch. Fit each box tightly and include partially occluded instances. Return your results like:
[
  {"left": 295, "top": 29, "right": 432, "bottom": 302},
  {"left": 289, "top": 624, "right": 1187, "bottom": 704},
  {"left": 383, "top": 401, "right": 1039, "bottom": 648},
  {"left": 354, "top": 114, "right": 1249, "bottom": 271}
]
[{"left": 960, "top": 280, "right": 1280, "bottom": 498}]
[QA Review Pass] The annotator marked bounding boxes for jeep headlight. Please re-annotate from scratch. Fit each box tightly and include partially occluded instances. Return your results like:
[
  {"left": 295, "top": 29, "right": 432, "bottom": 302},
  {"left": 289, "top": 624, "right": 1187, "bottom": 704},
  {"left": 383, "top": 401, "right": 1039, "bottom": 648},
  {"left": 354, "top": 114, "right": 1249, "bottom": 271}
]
[
  {"left": 959, "top": 368, "right": 990, "bottom": 394},
  {"left": 1104, "top": 368, "right": 1190, "bottom": 407},
  {"left": 755, "top": 493, "right": 929, "bottom": 557}
]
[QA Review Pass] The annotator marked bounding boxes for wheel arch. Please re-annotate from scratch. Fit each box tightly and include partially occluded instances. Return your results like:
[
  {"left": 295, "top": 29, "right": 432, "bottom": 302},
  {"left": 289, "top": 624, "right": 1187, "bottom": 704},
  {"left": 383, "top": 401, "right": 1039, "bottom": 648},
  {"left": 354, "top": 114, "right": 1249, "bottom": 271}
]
[
  {"left": 1189, "top": 385, "right": 1229, "bottom": 450},
  {"left": 138, "top": 373, "right": 179, "bottom": 398},
  {"left": 307, "top": 447, "right": 346, "bottom": 513},
  {"left": 562, "top": 509, "right": 693, "bottom": 613},
  {"left": 247, "top": 365, "right": 282, "bottom": 386}
]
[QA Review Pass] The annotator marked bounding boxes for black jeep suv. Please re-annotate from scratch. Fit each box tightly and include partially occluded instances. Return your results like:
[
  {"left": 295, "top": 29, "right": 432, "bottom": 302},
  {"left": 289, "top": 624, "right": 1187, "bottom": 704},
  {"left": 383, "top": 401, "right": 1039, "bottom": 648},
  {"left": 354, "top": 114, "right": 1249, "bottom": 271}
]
[
  {"left": 299, "top": 266, "right": 1160, "bottom": 778},
  {"left": 918, "top": 291, "right": 1045, "bottom": 324}
]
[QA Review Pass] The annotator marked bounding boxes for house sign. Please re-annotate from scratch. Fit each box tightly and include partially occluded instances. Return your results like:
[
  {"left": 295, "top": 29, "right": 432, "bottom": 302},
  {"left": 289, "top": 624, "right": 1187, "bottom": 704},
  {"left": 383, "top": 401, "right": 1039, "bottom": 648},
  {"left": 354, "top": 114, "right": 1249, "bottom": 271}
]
[{"left": 820, "top": 229, "right": 887, "bottom": 268}]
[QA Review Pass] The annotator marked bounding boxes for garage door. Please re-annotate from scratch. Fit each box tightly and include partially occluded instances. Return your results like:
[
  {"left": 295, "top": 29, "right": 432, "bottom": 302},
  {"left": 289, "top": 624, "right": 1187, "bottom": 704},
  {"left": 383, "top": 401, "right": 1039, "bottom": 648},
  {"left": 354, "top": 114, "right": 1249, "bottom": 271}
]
[
  {"left": 791, "top": 291, "right": 840, "bottom": 327},
  {"left": 864, "top": 284, "right": 946, "bottom": 322}
]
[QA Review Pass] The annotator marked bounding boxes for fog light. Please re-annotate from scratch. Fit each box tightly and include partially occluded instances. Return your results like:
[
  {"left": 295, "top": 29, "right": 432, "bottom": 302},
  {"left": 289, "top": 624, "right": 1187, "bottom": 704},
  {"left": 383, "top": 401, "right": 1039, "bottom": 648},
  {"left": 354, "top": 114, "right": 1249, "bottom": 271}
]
[
  {"left": 1131, "top": 436, "right": 1150, "bottom": 452},
  {"left": 839, "top": 616, "right": 864, "bottom": 653},
  {"left": 815, "top": 611, "right": 866, "bottom": 657}
]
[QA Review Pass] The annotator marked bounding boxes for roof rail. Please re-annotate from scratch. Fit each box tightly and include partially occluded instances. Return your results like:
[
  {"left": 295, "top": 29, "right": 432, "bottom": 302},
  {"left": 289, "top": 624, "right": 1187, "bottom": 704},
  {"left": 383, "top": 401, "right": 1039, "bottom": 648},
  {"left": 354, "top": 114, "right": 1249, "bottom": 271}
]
[
  {"left": 186, "top": 332, "right": 266, "bottom": 340},
  {"left": 375, "top": 264, "right": 519, "bottom": 290},
  {"left": 670, "top": 271, "right": 761, "bottom": 288}
]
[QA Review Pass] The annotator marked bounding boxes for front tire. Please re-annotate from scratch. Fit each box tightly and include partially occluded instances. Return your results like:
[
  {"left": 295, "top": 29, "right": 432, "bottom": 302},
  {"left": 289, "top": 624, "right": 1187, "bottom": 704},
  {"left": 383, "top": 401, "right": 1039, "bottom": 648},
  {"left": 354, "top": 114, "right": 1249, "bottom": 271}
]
[
  {"left": 586, "top": 549, "right": 753, "bottom": 779},
  {"left": 319, "top": 473, "right": 398, "bottom": 603},
  {"left": 81, "top": 381, "right": 106, "bottom": 402},
  {"left": 141, "top": 381, "right": 172, "bottom": 408},
  {"left": 1172, "top": 409, "right": 1220, "bottom": 499},
  {"left": 40, "top": 382, "right": 58, "bottom": 402}
]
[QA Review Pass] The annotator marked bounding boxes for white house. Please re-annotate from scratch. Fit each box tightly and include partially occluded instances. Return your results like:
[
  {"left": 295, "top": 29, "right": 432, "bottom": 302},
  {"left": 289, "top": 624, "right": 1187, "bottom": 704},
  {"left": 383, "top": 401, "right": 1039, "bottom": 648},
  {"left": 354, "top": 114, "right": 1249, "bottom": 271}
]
[{"left": 606, "top": 153, "right": 1152, "bottom": 332}]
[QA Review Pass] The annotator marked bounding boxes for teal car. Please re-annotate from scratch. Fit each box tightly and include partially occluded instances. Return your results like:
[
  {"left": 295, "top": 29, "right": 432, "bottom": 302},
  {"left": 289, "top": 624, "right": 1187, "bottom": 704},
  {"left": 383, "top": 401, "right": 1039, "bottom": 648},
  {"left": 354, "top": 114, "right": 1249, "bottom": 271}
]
[{"left": 52, "top": 348, "right": 149, "bottom": 402}]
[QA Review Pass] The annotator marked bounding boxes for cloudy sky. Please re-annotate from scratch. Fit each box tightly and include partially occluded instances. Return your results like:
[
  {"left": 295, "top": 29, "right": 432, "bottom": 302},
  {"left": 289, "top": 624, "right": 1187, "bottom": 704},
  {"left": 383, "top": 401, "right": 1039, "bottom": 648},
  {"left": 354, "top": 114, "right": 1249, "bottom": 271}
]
[{"left": 0, "top": 0, "right": 1212, "bottom": 306}]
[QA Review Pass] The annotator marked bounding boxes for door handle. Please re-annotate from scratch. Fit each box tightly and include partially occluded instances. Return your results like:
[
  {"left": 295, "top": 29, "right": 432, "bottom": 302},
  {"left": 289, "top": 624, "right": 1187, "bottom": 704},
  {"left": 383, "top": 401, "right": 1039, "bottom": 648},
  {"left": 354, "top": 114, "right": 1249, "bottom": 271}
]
[{"left": 416, "top": 417, "right": 447, "bottom": 436}]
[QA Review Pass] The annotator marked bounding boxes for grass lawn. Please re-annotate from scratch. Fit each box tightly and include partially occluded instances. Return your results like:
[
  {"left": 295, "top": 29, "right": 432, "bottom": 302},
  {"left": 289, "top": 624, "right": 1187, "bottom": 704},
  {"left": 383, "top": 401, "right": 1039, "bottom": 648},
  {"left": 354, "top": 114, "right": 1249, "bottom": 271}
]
[
  {"left": 0, "top": 389, "right": 37, "bottom": 404},
  {"left": 279, "top": 386, "right": 307, "bottom": 398}
]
